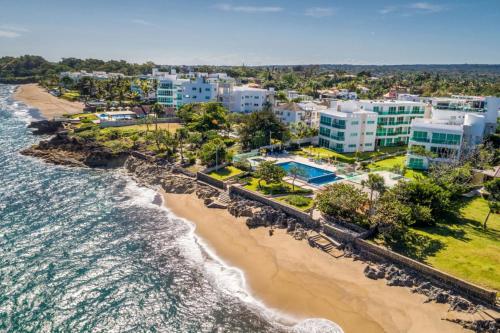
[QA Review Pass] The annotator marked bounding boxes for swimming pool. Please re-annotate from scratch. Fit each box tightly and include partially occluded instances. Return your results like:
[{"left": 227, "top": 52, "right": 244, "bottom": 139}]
[{"left": 277, "top": 161, "right": 342, "bottom": 185}]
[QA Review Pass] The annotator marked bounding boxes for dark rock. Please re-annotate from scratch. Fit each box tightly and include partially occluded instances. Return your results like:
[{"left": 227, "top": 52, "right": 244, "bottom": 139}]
[{"left": 28, "top": 120, "right": 63, "bottom": 134}]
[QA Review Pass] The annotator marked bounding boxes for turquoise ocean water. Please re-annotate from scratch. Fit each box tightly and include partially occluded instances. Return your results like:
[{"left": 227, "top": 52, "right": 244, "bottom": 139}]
[{"left": 0, "top": 85, "right": 342, "bottom": 333}]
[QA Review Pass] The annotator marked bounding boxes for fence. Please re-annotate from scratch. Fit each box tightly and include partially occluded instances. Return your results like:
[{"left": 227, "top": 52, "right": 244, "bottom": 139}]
[
  {"left": 229, "top": 185, "right": 319, "bottom": 229},
  {"left": 100, "top": 117, "right": 180, "bottom": 128}
]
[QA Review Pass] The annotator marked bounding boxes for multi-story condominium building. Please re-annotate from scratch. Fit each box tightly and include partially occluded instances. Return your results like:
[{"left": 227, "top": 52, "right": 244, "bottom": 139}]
[
  {"left": 156, "top": 75, "right": 218, "bottom": 109},
  {"left": 358, "top": 100, "right": 427, "bottom": 147},
  {"left": 156, "top": 74, "right": 185, "bottom": 109},
  {"left": 318, "top": 100, "right": 427, "bottom": 153},
  {"left": 318, "top": 101, "right": 378, "bottom": 153},
  {"left": 180, "top": 76, "right": 218, "bottom": 105},
  {"left": 227, "top": 85, "right": 273, "bottom": 113},
  {"left": 60, "top": 70, "right": 125, "bottom": 82},
  {"left": 274, "top": 102, "right": 327, "bottom": 128},
  {"left": 407, "top": 96, "right": 500, "bottom": 169}
]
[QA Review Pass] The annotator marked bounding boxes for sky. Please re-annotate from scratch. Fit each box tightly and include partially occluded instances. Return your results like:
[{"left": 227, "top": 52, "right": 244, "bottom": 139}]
[{"left": 0, "top": 0, "right": 499, "bottom": 65}]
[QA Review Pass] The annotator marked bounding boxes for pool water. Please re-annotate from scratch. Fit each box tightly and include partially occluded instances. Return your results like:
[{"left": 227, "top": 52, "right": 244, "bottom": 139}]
[{"left": 277, "top": 161, "right": 342, "bottom": 185}]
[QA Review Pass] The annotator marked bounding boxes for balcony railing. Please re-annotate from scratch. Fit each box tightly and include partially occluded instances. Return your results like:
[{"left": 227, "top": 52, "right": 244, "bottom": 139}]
[
  {"left": 410, "top": 137, "right": 430, "bottom": 142},
  {"left": 331, "top": 123, "right": 346, "bottom": 129},
  {"left": 330, "top": 136, "right": 345, "bottom": 141},
  {"left": 431, "top": 140, "right": 460, "bottom": 145}
]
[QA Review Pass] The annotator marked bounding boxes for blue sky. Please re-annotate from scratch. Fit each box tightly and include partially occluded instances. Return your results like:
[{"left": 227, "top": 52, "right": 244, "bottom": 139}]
[{"left": 0, "top": 0, "right": 499, "bottom": 65}]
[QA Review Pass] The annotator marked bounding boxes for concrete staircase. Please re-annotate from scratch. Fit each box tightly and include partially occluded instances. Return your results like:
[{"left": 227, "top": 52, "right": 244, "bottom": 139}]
[{"left": 308, "top": 232, "right": 343, "bottom": 257}]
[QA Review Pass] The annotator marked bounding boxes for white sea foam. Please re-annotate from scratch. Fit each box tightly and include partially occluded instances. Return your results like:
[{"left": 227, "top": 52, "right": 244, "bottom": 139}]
[{"left": 121, "top": 178, "right": 345, "bottom": 333}]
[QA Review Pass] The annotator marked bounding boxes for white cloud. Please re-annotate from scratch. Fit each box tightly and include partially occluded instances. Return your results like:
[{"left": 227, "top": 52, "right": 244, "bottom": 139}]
[
  {"left": 379, "top": 2, "right": 445, "bottom": 15},
  {"left": 0, "top": 30, "right": 21, "bottom": 38},
  {"left": 131, "top": 19, "right": 156, "bottom": 27},
  {"left": 379, "top": 6, "right": 397, "bottom": 14},
  {"left": 214, "top": 3, "right": 283, "bottom": 13},
  {"left": 0, "top": 25, "right": 29, "bottom": 32},
  {"left": 305, "top": 7, "right": 334, "bottom": 18},
  {"left": 410, "top": 2, "right": 444, "bottom": 12}
]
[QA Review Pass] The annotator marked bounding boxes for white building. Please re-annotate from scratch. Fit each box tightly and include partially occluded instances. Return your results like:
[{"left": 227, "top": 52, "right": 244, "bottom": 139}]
[
  {"left": 397, "top": 93, "right": 420, "bottom": 102},
  {"left": 226, "top": 85, "right": 273, "bottom": 113},
  {"left": 156, "top": 74, "right": 218, "bottom": 109},
  {"left": 407, "top": 96, "right": 500, "bottom": 169},
  {"left": 274, "top": 102, "right": 327, "bottom": 128},
  {"left": 318, "top": 101, "right": 378, "bottom": 153},
  {"left": 286, "top": 90, "right": 313, "bottom": 101},
  {"left": 60, "top": 70, "right": 125, "bottom": 82}
]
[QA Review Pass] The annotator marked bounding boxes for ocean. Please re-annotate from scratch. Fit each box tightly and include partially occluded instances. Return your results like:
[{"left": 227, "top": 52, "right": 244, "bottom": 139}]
[{"left": 0, "top": 85, "right": 342, "bottom": 333}]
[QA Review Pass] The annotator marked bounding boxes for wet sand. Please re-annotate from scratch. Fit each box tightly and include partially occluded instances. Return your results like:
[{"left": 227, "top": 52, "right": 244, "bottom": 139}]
[
  {"left": 162, "top": 191, "right": 470, "bottom": 333},
  {"left": 14, "top": 84, "right": 83, "bottom": 119}
]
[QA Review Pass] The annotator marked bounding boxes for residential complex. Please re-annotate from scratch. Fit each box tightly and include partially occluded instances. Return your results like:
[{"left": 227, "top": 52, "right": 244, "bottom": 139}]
[
  {"left": 60, "top": 70, "right": 125, "bottom": 81},
  {"left": 407, "top": 96, "right": 500, "bottom": 169},
  {"left": 155, "top": 69, "right": 273, "bottom": 112},
  {"left": 318, "top": 100, "right": 426, "bottom": 153}
]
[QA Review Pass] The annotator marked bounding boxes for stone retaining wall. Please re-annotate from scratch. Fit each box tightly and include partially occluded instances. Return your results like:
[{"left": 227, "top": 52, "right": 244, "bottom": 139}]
[
  {"left": 353, "top": 239, "right": 497, "bottom": 305},
  {"left": 197, "top": 172, "right": 226, "bottom": 190},
  {"left": 229, "top": 185, "right": 319, "bottom": 229}
]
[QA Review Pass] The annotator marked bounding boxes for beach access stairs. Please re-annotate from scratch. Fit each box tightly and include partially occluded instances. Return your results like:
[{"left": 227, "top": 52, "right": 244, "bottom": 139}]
[{"left": 308, "top": 232, "right": 344, "bottom": 258}]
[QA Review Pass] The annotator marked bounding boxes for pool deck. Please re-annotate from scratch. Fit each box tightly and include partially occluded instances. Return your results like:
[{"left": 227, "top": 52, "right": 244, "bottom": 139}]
[{"left": 250, "top": 153, "right": 404, "bottom": 191}]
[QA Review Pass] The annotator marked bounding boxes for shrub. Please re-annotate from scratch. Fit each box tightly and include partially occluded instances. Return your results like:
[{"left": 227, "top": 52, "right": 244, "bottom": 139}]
[{"left": 284, "top": 195, "right": 311, "bottom": 207}]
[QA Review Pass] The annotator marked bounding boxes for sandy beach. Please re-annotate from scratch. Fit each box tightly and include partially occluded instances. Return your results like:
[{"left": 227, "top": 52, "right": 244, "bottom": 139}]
[
  {"left": 162, "top": 191, "right": 476, "bottom": 333},
  {"left": 14, "top": 84, "right": 84, "bottom": 119}
]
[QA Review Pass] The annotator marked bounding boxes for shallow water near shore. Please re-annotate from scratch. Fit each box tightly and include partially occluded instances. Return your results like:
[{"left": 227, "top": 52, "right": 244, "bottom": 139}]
[{"left": 0, "top": 84, "right": 343, "bottom": 332}]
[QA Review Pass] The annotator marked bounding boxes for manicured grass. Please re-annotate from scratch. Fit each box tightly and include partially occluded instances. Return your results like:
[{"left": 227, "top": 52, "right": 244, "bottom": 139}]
[
  {"left": 61, "top": 90, "right": 80, "bottom": 101},
  {"left": 118, "top": 123, "right": 182, "bottom": 133},
  {"left": 402, "top": 197, "right": 500, "bottom": 291},
  {"left": 244, "top": 177, "right": 313, "bottom": 196},
  {"left": 277, "top": 195, "right": 314, "bottom": 211},
  {"left": 207, "top": 166, "right": 244, "bottom": 180},
  {"left": 296, "top": 146, "right": 356, "bottom": 163},
  {"left": 368, "top": 155, "right": 427, "bottom": 180},
  {"left": 296, "top": 146, "right": 407, "bottom": 164},
  {"left": 70, "top": 113, "right": 98, "bottom": 121}
]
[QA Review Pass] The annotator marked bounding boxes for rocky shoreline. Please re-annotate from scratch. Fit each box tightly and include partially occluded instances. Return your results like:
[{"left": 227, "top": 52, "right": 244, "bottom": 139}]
[{"left": 22, "top": 121, "right": 499, "bottom": 332}]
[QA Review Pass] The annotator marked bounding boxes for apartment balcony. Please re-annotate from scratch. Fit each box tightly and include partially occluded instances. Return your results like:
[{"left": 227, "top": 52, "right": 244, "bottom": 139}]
[
  {"left": 330, "top": 135, "right": 345, "bottom": 141},
  {"left": 331, "top": 123, "right": 346, "bottom": 129},
  {"left": 377, "top": 121, "right": 410, "bottom": 126},
  {"left": 410, "top": 137, "right": 430, "bottom": 143}
]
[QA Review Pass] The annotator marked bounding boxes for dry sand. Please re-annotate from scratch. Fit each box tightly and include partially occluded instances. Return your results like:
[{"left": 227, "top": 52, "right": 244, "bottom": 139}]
[
  {"left": 162, "top": 191, "right": 474, "bottom": 333},
  {"left": 14, "top": 84, "right": 84, "bottom": 119}
]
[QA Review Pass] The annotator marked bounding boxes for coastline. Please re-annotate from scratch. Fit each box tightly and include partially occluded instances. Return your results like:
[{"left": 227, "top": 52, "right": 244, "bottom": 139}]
[
  {"left": 13, "top": 83, "right": 84, "bottom": 120},
  {"left": 161, "top": 190, "right": 469, "bottom": 333}
]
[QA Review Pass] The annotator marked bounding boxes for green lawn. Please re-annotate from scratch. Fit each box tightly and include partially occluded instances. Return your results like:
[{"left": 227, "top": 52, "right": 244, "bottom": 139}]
[
  {"left": 398, "top": 197, "right": 500, "bottom": 291},
  {"left": 295, "top": 146, "right": 407, "bottom": 164},
  {"left": 277, "top": 195, "right": 314, "bottom": 211},
  {"left": 368, "top": 155, "right": 427, "bottom": 180},
  {"left": 207, "top": 166, "right": 244, "bottom": 180},
  {"left": 244, "top": 177, "right": 313, "bottom": 196}
]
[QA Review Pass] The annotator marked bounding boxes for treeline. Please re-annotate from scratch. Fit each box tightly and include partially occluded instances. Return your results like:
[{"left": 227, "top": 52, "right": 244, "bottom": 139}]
[
  {"left": 1, "top": 55, "right": 500, "bottom": 97},
  {"left": 0, "top": 55, "right": 155, "bottom": 83}
]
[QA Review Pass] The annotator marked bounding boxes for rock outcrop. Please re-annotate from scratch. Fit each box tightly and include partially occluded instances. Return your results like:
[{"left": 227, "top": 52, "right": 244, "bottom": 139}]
[
  {"left": 27, "top": 120, "right": 63, "bottom": 135},
  {"left": 22, "top": 132, "right": 127, "bottom": 168}
]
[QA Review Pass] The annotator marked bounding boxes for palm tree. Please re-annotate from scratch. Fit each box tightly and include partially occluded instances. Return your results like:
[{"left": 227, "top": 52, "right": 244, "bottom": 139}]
[
  {"left": 151, "top": 103, "right": 164, "bottom": 132},
  {"left": 289, "top": 166, "right": 307, "bottom": 191},
  {"left": 175, "top": 127, "right": 189, "bottom": 163},
  {"left": 361, "top": 173, "right": 386, "bottom": 215}
]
